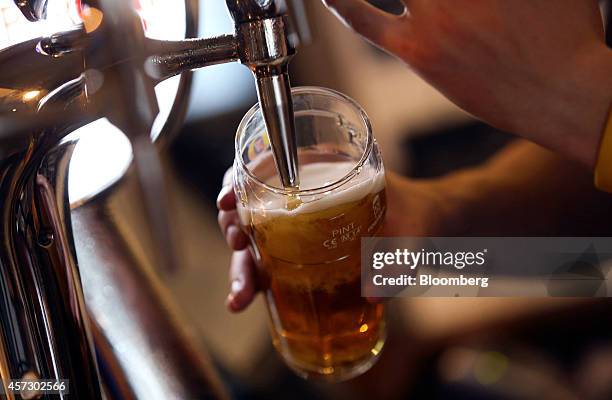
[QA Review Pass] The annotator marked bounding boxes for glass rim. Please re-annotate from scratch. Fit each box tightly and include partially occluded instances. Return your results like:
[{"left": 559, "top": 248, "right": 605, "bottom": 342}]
[{"left": 234, "top": 86, "right": 374, "bottom": 196}]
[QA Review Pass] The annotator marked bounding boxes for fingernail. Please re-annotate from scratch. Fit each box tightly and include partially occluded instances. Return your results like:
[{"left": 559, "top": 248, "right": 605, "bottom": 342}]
[
  {"left": 216, "top": 186, "right": 230, "bottom": 207},
  {"left": 226, "top": 293, "right": 237, "bottom": 310},
  {"left": 231, "top": 278, "right": 244, "bottom": 294}
]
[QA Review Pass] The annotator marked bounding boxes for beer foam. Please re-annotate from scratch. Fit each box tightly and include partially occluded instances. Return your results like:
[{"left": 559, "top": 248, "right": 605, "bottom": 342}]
[
  {"left": 243, "top": 162, "right": 385, "bottom": 217},
  {"left": 265, "top": 161, "right": 355, "bottom": 190}
]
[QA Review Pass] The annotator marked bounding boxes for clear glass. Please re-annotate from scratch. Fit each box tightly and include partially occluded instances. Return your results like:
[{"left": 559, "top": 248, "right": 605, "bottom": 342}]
[{"left": 234, "top": 87, "right": 387, "bottom": 381}]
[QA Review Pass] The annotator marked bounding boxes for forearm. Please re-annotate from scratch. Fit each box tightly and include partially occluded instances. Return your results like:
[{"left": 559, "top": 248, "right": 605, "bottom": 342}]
[
  {"left": 428, "top": 140, "right": 612, "bottom": 236},
  {"left": 522, "top": 45, "right": 612, "bottom": 167}
]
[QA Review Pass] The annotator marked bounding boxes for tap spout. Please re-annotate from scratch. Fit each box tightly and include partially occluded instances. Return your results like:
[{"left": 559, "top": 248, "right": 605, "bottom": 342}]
[
  {"left": 254, "top": 69, "right": 299, "bottom": 188},
  {"left": 233, "top": 9, "right": 300, "bottom": 189}
]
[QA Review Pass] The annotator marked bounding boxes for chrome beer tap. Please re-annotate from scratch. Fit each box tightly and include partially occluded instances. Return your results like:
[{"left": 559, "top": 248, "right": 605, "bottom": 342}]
[
  {"left": 0, "top": 0, "right": 303, "bottom": 398},
  {"left": 227, "top": 0, "right": 301, "bottom": 188},
  {"left": 149, "top": 0, "right": 301, "bottom": 187}
]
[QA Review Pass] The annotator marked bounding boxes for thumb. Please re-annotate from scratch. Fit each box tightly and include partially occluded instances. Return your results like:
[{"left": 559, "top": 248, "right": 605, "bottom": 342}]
[{"left": 322, "top": 0, "right": 412, "bottom": 54}]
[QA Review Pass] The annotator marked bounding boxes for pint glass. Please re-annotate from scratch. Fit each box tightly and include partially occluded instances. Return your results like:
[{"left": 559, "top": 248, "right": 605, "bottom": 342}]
[{"left": 234, "top": 87, "right": 387, "bottom": 381}]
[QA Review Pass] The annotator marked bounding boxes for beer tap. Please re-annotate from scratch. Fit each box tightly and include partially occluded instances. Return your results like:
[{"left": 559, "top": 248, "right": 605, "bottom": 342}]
[
  {"left": 227, "top": 0, "right": 301, "bottom": 189},
  {"left": 0, "top": 0, "right": 305, "bottom": 398},
  {"left": 12, "top": 1, "right": 302, "bottom": 188},
  {"left": 150, "top": 0, "right": 302, "bottom": 188}
]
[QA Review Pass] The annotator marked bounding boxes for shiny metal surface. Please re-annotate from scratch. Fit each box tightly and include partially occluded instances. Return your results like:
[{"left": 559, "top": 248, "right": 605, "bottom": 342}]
[
  {"left": 226, "top": 0, "right": 287, "bottom": 23},
  {"left": 13, "top": 0, "right": 48, "bottom": 21},
  {"left": 146, "top": 35, "right": 239, "bottom": 83},
  {"left": 92, "top": 0, "right": 180, "bottom": 275},
  {"left": 0, "top": 102, "right": 95, "bottom": 159},
  {"left": 38, "top": 28, "right": 88, "bottom": 58},
  {"left": 0, "top": 0, "right": 306, "bottom": 398},
  {"left": 72, "top": 165, "right": 229, "bottom": 400},
  {"left": 0, "top": 37, "right": 81, "bottom": 111},
  {"left": 255, "top": 71, "right": 299, "bottom": 188},
  {"left": 233, "top": 11, "right": 299, "bottom": 188},
  {"left": 0, "top": 133, "right": 102, "bottom": 399}
]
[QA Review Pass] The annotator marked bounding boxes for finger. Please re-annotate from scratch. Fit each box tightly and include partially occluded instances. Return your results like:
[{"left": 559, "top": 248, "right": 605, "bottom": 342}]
[
  {"left": 227, "top": 225, "right": 249, "bottom": 251},
  {"left": 216, "top": 185, "right": 236, "bottom": 211},
  {"left": 226, "top": 249, "right": 257, "bottom": 312},
  {"left": 323, "top": 0, "right": 412, "bottom": 51},
  {"left": 218, "top": 210, "right": 249, "bottom": 250},
  {"left": 217, "top": 209, "right": 236, "bottom": 236}
]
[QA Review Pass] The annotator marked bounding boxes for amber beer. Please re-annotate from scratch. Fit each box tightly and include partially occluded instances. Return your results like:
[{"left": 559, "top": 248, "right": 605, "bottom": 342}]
[
  {"left": 239, "top": 161, "right": 387, "bottom": 380},
  {"left": 235, "top": 86, "right": 386, "bottom": 380}
]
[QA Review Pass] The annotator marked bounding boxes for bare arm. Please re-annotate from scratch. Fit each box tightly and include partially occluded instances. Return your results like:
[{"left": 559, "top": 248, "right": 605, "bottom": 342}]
[{"left": 390, "top": 140, "right": 612, "bottom": 237}]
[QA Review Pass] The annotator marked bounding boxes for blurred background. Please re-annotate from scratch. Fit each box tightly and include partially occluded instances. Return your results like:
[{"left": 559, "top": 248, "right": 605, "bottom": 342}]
[
  {"left": 2, "top": 0, "right": 612, "bottom": 399},
  {"left": 168, "top": 2, "right": 612, "bottom": 399}
]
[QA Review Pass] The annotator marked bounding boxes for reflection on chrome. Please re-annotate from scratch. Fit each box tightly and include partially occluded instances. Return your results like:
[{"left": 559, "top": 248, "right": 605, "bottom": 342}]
[{"left": 0, "top": 0, "right": 304, "bottom": 398}]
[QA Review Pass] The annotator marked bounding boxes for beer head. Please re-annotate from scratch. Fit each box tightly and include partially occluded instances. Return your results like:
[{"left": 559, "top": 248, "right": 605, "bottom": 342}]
[{"left": 238, "top": 159, "right": 384, "bottom": 213}]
